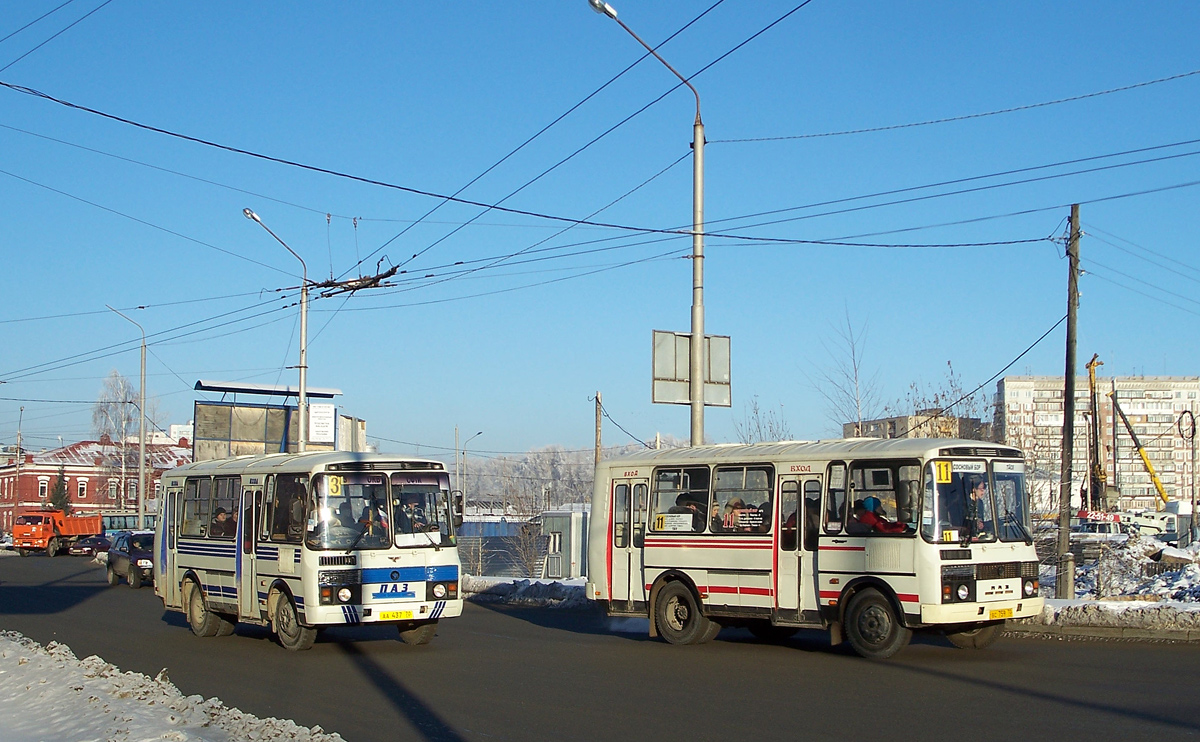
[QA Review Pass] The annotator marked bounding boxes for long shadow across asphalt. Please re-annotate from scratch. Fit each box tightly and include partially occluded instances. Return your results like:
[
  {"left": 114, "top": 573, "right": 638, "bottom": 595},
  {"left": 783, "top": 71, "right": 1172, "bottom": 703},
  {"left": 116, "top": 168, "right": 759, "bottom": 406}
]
[{"left": 0, "top": 556, "right": 110, "bottom": 615}]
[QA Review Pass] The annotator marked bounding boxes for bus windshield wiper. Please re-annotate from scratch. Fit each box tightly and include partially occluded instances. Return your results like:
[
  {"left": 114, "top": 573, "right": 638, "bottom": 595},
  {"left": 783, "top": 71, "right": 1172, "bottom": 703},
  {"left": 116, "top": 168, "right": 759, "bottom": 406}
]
[
  {"left": 1003, "top": 511, "right": 1033, "bottom": 544},
  {"left": 344, "top": 522, "right": 369, "bottom": 555}
]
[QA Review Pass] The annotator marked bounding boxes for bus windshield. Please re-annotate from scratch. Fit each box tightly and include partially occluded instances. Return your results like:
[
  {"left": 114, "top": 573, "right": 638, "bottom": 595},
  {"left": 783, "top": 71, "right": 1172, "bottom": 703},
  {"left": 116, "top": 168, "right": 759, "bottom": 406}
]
[
  {"left": 992, "top": 461, "right": 1032, "bottom": 542},
  {"left": 391, "top": 473, "right": 453, "bottom": 547},
  {"left": 306, "top": 473, "right": 392, "bottom": 550},
  {"left": 921, "top": 460, "right": 996, "bottom": 544}
]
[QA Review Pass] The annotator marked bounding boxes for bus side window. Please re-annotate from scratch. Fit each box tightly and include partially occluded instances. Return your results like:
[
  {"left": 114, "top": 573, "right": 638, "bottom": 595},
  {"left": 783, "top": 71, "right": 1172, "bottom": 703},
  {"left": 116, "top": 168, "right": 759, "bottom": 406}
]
[
  {"left": 270, "top": 476, "right": 305, "bottom": 543},
  {"left": 181, "top": 478, "right": 211, "bottom": 537},
  {"left": 780, "top": 481, "right": 798, "bottom": 551},
  {"left": 825, "top": 463, "right": 846, "bottom": 534},
  {"left": 613, "top": 484, "right": 629, "bottom": 549},
  {"left": 632, "top": 483, "right": 647, "bottom": 547},
  {"left": 803, "top": 480, "right": 822, "bottom": 551}
]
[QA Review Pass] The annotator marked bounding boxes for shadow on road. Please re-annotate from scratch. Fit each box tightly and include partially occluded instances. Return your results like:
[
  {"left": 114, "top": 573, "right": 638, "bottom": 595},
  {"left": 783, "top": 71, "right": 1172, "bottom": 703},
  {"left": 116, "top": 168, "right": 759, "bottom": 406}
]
[
  {"left": 891, "top": 658, "right": 1200, "bottom": 733},
  {"left": 0, "top": 561, "right": 111, "bottom": 615},
  {"left": 334, "top": 639, "right": 466, "bottom": 742},
  {"left": 469, "top": 600, "right": 655, "bottom": 641}
]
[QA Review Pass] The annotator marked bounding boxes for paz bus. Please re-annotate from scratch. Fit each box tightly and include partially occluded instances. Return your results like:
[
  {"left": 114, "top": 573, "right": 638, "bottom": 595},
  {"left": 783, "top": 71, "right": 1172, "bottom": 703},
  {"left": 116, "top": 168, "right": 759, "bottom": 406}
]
[
  {"left": 155, "top": 452, "right": 463, "bottom": 650},
  {"left": 587, "top": 438, "right": 1042, "bottom": 659}
]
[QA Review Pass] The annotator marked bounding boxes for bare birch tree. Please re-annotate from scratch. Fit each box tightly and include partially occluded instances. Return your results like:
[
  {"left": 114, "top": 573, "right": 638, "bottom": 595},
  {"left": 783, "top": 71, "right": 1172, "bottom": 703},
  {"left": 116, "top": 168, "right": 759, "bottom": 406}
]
[
  {"left": 735, "top": 395, "right": 793, "bottom": 443},
  {"left": 810, "top": 311, "right": 882, "bottom": 435}
]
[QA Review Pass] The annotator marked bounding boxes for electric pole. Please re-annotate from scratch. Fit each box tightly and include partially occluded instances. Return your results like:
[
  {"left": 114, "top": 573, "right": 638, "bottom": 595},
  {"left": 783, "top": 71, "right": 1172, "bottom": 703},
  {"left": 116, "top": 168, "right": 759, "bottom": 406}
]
[
  {"left": 595, "top": 392, "right": 602, "bottom": 468},
  {"left": 1056, "top": 204, "right": 1081, "bottom": 599}
]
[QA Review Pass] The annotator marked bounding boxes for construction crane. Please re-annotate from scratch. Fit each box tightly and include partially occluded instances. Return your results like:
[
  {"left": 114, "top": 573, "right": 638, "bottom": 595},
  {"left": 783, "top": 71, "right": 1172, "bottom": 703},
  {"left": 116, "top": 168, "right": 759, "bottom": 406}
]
[
  {"left": 1086, "top": 355, "right": 1106, "bottom": 510},
  {"left": 1108, "top": 392, "right": 1170, "bottom": 509}
]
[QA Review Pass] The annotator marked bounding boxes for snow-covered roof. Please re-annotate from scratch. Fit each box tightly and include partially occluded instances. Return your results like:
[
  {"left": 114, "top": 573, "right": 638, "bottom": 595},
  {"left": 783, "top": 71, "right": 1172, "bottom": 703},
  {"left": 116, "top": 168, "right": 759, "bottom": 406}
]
[{"left": 23, "top": 441, "right": 192, "bottom": 470}]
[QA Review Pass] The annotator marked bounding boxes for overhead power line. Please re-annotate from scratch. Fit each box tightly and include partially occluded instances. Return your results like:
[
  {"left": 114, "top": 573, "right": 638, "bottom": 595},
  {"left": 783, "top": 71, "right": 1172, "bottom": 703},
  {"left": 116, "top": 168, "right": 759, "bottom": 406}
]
[
  {"left": 713, "top": 68, "right": 1200, "bottom": 143},
  {"left": 0, "top": 0, "right": 113, "bottom": 74},
  {"left": 0, "top": 0, "right": 79, "bottom": 46}
]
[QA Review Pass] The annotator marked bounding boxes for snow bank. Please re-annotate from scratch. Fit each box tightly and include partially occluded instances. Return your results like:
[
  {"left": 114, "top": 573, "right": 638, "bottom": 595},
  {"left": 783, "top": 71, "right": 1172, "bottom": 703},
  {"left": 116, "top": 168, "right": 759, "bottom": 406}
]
[
  {"left": 0, "top": 631, "right": 344, "bottom": 742},
  {"left": 461, "top": 575, "right": 588, "bottom": 609}
]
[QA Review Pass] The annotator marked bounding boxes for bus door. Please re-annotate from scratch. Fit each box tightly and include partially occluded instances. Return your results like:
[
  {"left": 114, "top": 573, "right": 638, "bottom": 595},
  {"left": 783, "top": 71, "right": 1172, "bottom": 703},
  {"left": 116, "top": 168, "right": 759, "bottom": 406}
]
[
  {"left": 159, "top": 487, "right": 181, "bottom": 609},
  {"left": 609, "top": 479, "right": 648, "bottom": 605},
  {"left": 237, "top": 485, "right": 261, "bottom": 620},
  {"left": 776, "top": 474, "right": 822, "bottom": 616}
]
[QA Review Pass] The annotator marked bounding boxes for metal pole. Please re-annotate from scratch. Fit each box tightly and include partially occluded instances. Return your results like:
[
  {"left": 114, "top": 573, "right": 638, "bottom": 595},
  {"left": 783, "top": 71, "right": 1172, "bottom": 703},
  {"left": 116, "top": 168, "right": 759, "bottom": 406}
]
[
  {"left": 1192, "top": 401, "right": 1197, "bottom": 543},
  {"left": 595, "top": 392, "right": 603, "bottom": 467},
  {"left": 1056, "top": 204, "right": 1080, "bottom": 599},
  {"left": 108, "top": 306, "right": 147, "bottom": 529},
  {"left": 244, "top": 209, "right": 308, "bottom": 452},
  {"left": 589, "top": 1, "right": 706, "bottom": 446}
]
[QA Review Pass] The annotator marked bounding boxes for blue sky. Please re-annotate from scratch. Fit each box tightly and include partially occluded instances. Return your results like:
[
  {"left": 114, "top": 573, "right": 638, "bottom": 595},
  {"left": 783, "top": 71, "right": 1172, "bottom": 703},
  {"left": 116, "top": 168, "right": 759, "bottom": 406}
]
[{"left": 2, "top": 0, "right": 1198, "bottom": 459}]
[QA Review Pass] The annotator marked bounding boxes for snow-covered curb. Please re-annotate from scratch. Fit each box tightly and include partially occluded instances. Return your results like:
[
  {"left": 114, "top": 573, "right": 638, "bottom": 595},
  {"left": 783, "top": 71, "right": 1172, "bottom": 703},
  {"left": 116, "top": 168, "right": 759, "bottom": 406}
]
[
  {"left": 0, "top": 631, "right": 345, "bottom": 742},
  {"left": 1007, "top": 598, "right": 1200, "bottom": 641},
  {"left": 461, "top": 575, "right": 588, "bottom": 609}
]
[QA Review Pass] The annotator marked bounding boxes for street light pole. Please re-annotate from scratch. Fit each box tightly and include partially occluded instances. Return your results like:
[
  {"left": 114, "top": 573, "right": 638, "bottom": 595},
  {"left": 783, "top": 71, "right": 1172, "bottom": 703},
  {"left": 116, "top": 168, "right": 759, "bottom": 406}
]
[
  {"left": 244, "top": 208, "right": 309, "bottom": 452},
  {"left": 589, "top": 0, "right": 706, "bottom": 446},
  {"left": 108, "top": 305, "right": 146, "bottom": 530},
  {"left": 463, "top": 431, "right": 483, "bottom": 502}
]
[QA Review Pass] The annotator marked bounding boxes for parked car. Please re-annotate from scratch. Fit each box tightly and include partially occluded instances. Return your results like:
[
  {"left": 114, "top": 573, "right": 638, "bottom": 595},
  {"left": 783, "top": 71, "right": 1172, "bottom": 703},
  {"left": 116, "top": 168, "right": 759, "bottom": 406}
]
[
  {"left": 106, "top": 531, "right": 154, "bottom": 589},
  {"left": 0, "top": 533, "right": 12, "bottom": 550},
  {"left": 68, "top": 535, "right": 111, "bottom": 557},
  {"left": 1070, "top": 520, "right": 1132, "bottom": 546}
]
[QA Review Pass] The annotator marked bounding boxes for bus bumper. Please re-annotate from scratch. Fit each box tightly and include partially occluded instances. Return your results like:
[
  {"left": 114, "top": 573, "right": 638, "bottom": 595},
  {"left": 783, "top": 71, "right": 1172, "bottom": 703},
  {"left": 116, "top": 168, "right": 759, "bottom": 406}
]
[
  {"left": 920, "top": 596, "right": 1044, "bottom": 625},
  {"left": 307, "top": 598, "right": 464, "bottom": 626}
]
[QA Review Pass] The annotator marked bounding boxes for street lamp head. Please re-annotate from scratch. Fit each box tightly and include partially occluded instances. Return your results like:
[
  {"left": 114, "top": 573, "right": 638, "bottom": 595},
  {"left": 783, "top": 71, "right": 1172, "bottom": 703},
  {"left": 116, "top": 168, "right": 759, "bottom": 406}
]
[
  {"left": 243, "top": 208, "right": 261, "bottom": 223},
  {"left": 588, "top": 0, "right": 617, "bottom": 19}
]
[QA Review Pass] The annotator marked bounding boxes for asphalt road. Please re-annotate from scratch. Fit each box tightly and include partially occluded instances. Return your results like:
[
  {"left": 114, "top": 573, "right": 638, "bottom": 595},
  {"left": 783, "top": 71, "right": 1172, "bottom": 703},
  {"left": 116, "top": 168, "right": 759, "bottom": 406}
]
[{"left": 2, "top": 554, "right": 1198, "bottom": 742}]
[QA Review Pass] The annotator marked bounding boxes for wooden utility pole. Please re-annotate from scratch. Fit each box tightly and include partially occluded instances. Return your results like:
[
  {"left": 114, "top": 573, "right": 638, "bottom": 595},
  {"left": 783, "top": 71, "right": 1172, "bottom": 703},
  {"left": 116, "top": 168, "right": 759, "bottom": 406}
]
[
  {"left": 595, "top": 392, "right": 603, "bottom": 467},
  {"left": 1056, "top": 204, "right": 1081, "bottom": 599}
]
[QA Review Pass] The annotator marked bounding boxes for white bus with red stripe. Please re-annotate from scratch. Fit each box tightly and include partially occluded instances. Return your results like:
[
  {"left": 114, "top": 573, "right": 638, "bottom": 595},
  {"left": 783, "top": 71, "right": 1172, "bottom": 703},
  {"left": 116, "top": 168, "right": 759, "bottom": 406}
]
[{"left": 587, "top": 438, "right": 1043, "bottom": 659}]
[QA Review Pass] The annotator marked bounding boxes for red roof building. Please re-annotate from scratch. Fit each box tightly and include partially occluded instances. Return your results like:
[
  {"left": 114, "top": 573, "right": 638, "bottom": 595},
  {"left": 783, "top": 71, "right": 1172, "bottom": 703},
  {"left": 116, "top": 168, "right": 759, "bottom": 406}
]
[{"left": 0, "top": 438, "right": 192, "bottom": 534}]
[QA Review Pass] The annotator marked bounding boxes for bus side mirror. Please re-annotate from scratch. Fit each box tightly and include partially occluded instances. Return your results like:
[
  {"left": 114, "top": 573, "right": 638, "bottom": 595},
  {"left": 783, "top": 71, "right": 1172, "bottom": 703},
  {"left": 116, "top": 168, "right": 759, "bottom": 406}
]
[{"left": 452, "top": 491, "right": 464, "bottom": 528}]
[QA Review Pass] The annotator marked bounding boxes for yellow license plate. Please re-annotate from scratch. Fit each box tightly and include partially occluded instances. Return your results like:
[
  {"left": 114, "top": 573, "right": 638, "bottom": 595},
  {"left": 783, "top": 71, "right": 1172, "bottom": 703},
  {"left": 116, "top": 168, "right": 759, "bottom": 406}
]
[
  {"left": 989, "top": 607, "right": 1014, "bottom": 620},
  {"left": 379, "top": 610, "right": 414, "bottom": 621}
]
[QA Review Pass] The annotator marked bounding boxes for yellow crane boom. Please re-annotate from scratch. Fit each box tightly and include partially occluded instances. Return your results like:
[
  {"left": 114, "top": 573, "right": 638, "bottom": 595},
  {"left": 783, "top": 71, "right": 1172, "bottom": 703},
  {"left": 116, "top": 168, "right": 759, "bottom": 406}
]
[{"left": 1108, "top": 392, "right": 1170, "bottom": 509}]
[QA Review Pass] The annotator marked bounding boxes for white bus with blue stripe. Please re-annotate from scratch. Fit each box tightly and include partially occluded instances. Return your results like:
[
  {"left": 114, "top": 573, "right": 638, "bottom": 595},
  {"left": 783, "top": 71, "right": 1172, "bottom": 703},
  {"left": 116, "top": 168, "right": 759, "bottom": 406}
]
[{"left": 154, "top": 452, "right": 463, "bottom": 650}]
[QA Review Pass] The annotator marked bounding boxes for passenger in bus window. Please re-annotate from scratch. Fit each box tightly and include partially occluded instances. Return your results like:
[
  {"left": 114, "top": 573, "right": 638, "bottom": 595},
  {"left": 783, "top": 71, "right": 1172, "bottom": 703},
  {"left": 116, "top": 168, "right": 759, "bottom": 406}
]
[
  {"left": 858, "top": 496, "right": 909, "bottom": 534},
  {"left": 671, "top": 495, "right": 706, "bottom": 532},
  {"left": 211, "top": 508, "right": 233, "bottom": 537}
]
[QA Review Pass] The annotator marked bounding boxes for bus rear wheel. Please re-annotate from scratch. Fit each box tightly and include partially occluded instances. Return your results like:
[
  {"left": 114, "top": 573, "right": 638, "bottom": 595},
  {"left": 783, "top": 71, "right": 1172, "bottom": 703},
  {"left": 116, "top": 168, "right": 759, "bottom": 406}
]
[
  {"left": 945, "top": 622, "right": 1003, "bottom": 650},
  {"left": 397, "top": 620, "right": 438, "bottom": 645},
  {"left": 186, "top": 582, "right": 227, "bottom": 638},
  {"left": 655, "top": 581, "right": 719, "bottom": 645},
  {"left": 844, "top": 588, "right": 911, "bottom": 660},
  {"left": 275, "top": 597, "right": 316, "bottom": 651}
]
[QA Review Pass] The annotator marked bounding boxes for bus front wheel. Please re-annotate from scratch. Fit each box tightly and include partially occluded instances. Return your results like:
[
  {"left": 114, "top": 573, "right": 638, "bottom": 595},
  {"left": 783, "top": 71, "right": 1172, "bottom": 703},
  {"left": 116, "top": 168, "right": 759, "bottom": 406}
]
[
  {"left": 945, "top": 622, "right": 1003, "bottom": 650},
  {"left": 844, "top": 588, "right": 911, "bottom": 660},
  {"left": 275, "top": 597, "right": 316, "bottom": 651},
  {"left": 655, "top": 581, "right": 720, "bottom": 645},
  {"left": 397, "top": 620, "right": 438, "bottom": 645}
]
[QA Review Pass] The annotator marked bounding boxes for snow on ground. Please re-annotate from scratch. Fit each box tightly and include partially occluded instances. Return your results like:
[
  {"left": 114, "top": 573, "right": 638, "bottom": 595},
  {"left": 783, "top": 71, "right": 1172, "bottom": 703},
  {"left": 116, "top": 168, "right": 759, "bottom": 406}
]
[{"left": 0, "top": 631, "right": 344, "bottom": 742}]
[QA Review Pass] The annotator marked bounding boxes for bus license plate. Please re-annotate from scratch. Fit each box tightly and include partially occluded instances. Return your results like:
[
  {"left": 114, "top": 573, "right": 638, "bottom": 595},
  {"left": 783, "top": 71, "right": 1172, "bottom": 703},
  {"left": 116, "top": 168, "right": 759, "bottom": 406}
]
[
  {"left": 989, "top": 607, "right": 1014, "bottom": 620},
  {"left": 379, "top": 610, "right": 414, "bottom": 621}
]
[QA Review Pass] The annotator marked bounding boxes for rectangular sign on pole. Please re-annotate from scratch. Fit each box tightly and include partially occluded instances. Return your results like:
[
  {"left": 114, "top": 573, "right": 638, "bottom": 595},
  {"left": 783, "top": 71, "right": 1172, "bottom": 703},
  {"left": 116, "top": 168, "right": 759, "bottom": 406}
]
[
  {"left": 308, "top": 403, "right": 337, "bottom": 444},
  {"left": 651, "top": 330, "right": 731, "bottom": 407}
]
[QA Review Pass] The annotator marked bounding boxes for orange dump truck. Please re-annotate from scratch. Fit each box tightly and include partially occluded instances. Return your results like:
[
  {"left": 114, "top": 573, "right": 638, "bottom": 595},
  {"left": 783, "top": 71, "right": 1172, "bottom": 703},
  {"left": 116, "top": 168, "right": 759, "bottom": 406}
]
[{"left": 13, "top": 510, "right": 102, "bottom": 557}]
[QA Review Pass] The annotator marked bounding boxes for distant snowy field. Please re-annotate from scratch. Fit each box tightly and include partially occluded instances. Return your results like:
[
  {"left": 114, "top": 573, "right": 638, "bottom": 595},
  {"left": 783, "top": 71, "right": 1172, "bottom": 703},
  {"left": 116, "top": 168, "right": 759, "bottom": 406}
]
[{"left": 0, "top": 631, "right": 344, "bottom": 742}]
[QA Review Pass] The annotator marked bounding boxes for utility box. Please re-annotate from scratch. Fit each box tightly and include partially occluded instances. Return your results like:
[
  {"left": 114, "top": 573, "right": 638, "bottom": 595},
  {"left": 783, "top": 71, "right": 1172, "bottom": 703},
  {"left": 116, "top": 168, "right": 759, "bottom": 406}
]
[{"left": 540, "top": 510, "right": 588, "bottom": 579}]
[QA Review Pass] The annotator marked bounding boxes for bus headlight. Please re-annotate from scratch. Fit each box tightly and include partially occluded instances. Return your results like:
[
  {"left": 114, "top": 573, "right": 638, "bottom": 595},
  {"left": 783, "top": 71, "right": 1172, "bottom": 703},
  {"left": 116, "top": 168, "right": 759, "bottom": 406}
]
[
  {"left": 337, "top": 587, "right": 353, "bottom": 603},
  {"left": 1023, "top": 579, "right": 1037, "bottom": 597},
  {"left": 432, "top": 583, "right": 447, "bottom": 599},
  {"left": 956, "top": 584, "right": 970, "bottom": 601}
]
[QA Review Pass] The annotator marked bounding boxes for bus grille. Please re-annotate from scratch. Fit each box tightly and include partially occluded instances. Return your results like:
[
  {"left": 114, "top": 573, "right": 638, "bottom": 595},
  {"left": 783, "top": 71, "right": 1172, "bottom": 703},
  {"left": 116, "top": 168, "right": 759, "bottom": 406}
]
[
  {"left": 319, "top": 555, "right": 358, "bottom": 566},
  {"left": 977, "top": 562, "right": 1020, "bottom": 580}
]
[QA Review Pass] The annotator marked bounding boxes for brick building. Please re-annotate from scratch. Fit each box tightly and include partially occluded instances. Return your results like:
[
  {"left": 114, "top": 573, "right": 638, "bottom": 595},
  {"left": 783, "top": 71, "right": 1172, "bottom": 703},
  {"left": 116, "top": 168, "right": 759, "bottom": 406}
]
[{"left": 0, "top": 437, "right": 192, "bottom": 534}]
